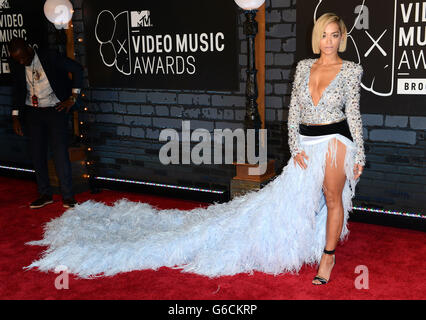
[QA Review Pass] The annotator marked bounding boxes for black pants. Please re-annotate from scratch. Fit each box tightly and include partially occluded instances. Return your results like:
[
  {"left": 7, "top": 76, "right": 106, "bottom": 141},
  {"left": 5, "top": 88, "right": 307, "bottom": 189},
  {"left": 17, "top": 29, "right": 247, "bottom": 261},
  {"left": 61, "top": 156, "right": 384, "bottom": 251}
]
[{"left": 24, "top": 107, "right": 73, "bottom": 199}]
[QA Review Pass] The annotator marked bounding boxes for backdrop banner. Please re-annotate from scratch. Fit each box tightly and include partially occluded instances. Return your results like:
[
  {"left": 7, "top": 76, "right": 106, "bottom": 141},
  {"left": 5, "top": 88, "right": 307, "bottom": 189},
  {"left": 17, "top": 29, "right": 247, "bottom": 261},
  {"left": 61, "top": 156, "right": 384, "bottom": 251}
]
[
  {"left": 82, "top": 0, "right": 239, "bottom": 91},
  {"left": 297, "top": 0, "right": 425, "bottom": 115},
  {"left": 0, "top": 0, "right": 47, "bottom": 86}
]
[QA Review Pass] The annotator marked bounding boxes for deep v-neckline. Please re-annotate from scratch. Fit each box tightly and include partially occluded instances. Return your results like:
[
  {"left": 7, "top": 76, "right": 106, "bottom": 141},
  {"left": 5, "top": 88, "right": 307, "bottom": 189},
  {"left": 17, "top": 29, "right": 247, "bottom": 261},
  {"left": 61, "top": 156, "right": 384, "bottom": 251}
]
[{"left": 307, "top": 59, "right": 344, "bottom": 107}]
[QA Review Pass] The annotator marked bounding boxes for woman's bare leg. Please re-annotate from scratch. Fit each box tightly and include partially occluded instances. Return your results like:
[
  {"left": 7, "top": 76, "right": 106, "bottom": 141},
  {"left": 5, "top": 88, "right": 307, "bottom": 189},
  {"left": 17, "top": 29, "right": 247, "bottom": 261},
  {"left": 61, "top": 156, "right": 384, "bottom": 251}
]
[{"left": 312, "top": 138, "right": 347, "bottom": 284}]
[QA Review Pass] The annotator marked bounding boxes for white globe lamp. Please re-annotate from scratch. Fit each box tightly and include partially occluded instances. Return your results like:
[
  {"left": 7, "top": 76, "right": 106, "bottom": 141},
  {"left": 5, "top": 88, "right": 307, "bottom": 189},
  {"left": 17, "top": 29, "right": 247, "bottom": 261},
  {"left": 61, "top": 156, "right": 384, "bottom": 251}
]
[
  {"left": 234, "top": 0, "right": 265, "bottom": 10},
  {"left": 44, "top": 0, "right": 74, "bottom": 30}
]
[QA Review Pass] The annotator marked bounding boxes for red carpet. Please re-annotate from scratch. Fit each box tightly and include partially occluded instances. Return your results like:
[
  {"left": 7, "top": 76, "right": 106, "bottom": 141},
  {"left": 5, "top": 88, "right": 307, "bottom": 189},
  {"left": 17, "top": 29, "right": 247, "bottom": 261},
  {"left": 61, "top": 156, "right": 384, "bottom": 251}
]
[{"left": 0, "top": 176, "right": 424, "bottom": 300}]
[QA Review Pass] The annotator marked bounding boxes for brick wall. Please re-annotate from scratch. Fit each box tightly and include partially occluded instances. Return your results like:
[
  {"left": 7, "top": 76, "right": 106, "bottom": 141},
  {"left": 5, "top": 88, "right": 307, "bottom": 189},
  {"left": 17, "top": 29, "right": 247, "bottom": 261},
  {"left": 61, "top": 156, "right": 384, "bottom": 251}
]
[
  {"left": 0, "top": 0, "right": 424, "bottom": 213},
  {"left": 356, "top": 115, "right": 425, "bottom": 211}
]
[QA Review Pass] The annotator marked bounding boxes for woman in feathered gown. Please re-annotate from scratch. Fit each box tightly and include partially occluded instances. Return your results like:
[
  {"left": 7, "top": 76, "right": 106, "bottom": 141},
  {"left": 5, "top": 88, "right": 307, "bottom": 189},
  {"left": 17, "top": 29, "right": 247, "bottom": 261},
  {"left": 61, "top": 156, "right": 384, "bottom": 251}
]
[{"left": 24, "top": 13, "right": 365, "bottom": 284}]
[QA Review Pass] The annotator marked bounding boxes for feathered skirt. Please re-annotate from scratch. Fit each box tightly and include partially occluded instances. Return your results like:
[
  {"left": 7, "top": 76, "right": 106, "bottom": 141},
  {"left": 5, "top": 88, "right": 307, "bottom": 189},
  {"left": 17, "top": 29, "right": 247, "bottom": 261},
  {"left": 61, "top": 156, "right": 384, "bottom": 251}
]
[{"left": 24, "top": 133, "right": 358, "bottom": 279}]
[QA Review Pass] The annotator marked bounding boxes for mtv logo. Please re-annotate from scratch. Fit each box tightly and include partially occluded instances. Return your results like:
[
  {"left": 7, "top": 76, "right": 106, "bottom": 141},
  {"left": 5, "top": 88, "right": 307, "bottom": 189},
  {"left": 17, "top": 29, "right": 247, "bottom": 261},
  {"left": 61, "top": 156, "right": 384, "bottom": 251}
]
[
  {"left": 2, "top": 61, "right": 10, "bottom": 74},
  {"left": 130, "top": 11, "right": 152, "bottom": 28},
  {"left": 0, "top": 0, "right": 10, "bottom": 9}
]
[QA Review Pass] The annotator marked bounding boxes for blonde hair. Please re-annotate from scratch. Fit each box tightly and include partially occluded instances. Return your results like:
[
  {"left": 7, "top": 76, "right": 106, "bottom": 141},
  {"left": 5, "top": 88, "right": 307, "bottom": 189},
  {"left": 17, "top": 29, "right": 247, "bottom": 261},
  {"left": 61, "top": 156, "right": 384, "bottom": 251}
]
[{"left": 312, "top": 13, "right": 347, "bottom": 54}]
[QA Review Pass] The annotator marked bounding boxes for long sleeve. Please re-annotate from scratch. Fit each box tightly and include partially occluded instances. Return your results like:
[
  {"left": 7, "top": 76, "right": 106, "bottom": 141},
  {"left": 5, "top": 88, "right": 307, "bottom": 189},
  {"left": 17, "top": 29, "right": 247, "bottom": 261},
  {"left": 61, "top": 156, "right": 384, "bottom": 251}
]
[
  {"left": 345, "top": 63, "right": 366, "bottom": 166},
  {"left": 9, "top": 59, "right": 26, "bottom": 116},
  {"left": 287, "top": 60, "right": 304, "bottom": 158},
  {"left": 56, "top": 53, "right": 84, "bottom": 89}
]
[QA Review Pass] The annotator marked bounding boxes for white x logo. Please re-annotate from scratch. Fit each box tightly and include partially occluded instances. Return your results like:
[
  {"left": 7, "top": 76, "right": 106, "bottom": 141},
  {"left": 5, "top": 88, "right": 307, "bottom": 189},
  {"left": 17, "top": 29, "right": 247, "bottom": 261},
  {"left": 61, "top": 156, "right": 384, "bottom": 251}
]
[
  {"left": 364, "top": 29, "right": 387, "bottom": 57},
  {"left": 117, "top": 39, "right": 127, "bottom": 54}
]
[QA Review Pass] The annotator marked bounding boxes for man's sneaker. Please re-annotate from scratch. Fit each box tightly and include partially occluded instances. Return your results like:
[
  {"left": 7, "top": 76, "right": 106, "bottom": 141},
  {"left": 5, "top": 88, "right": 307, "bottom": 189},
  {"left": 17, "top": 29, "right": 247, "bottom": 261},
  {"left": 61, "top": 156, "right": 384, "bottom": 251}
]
[
  {"left": 29, "top": 195, "right": 53, "bottom": 209},
  {"left": 63, "top": 198, "right": 77, "bottom": 208}
]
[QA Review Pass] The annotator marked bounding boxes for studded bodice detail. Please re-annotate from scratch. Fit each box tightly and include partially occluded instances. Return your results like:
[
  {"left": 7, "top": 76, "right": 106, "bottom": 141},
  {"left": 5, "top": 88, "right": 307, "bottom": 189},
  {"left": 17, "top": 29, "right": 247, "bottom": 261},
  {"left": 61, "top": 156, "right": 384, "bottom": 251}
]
[{"left": 287, "top": 58, "right": 366, "bottom": 166}]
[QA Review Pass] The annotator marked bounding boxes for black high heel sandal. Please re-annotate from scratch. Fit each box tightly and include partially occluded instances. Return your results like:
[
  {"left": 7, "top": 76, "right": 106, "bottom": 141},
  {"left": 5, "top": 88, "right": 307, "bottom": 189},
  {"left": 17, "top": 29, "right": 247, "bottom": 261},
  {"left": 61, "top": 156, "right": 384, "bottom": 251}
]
[{"left": 312, "top": 248, "right": 336, "bottom": 285}]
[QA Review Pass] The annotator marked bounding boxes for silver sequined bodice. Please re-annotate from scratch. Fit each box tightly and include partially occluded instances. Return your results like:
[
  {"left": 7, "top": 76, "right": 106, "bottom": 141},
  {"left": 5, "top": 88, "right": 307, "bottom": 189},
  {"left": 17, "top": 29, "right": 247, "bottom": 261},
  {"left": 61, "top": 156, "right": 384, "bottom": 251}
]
[{"left": 287, "top": 58, "right": 366, "bottom": 166}]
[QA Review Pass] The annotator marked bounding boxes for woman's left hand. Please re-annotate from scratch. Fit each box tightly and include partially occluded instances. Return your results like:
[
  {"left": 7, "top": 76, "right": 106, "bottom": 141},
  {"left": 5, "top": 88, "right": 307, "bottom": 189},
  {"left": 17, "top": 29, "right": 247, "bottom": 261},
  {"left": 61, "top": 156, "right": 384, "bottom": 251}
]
[{"left": 353, "top": 164, "right": 364, "bottom": 180}]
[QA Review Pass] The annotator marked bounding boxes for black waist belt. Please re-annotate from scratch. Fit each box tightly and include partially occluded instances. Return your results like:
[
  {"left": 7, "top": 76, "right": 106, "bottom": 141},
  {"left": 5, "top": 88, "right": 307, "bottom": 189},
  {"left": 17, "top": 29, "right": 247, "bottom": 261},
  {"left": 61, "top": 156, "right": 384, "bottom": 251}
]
[{"left": 299, "top": 119, "right": 353, "bottom": 142}]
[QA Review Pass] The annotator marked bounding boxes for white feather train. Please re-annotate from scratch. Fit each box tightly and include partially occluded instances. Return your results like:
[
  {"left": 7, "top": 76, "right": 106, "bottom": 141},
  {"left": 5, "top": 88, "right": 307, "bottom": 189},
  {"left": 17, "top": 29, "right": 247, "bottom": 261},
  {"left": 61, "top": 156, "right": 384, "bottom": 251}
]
[{"left": 24, "top": 134, "right": 358, "bottom": 279}]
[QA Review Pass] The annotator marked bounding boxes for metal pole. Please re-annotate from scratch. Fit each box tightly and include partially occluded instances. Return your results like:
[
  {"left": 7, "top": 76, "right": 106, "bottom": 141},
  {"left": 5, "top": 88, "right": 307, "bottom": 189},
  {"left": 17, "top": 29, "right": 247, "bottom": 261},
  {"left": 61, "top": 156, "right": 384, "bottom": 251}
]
[{"left": 243, "top": 10, "right": 261, "bottom": 157}]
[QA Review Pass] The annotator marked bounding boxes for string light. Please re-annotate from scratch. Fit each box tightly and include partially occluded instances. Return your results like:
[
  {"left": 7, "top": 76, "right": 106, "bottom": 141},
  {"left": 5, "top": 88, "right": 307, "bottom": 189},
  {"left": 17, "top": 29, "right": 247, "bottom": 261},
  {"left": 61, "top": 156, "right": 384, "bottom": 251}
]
[
  {"left": 0, "top": 165, "right": 35, "bottom": 173},
  {"left": 78, "top": 102, "right": 95, "bottom": 183},
  {"left": 94, "top": 176, "right": 225, "bottom": 194},
  {"left": 353, "top": 206, "right": 425, "bottom": 219},
  {"left": 0, "top": 164, "right": 424, "bottom": 215}
]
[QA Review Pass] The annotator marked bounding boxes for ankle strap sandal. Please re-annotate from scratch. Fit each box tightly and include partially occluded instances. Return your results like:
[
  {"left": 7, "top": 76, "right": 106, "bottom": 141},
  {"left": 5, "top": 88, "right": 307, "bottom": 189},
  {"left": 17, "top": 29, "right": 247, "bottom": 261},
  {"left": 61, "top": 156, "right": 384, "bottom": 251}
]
[{"left": 312, "top": 248, "right": 336, "bottom": 285}]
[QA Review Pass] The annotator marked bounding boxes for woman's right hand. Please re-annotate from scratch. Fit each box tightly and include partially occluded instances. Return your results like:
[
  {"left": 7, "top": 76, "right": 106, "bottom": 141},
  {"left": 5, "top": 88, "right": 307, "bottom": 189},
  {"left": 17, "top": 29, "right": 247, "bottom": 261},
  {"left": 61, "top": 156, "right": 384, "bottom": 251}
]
[{"left": 293, "top": 150, "right": 309, "bottom": 169}]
